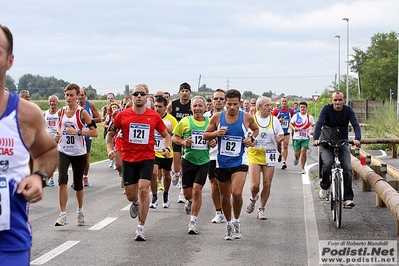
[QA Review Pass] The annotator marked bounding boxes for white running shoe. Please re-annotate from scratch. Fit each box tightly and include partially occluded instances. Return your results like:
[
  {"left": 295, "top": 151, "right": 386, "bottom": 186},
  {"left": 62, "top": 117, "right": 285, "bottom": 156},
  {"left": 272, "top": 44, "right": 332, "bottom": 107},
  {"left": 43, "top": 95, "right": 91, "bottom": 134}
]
[
  {"left": 76, "top": 211, "right": 85, "bottom": 226},
  {"left": 233, "top": 221, "right": 242, "bottom": 239},
  {"left": 257, "top": 208, "right": 267, "bottom": 220},
  {"left": 163, "top": 197, "right": 170, "bottom": 208},
  {"left": 224, "top": 224, "right": 234, "bottom": 240},
  {"left": 184, "top": 200, "right": 192, "bottom": 214},
  {"left": 134, "top": 227, "right": 146, "bottom": 241},
  {"left": 149, "top": 198, "right": 158, "bottom": 209},
  {"left": 300, "top": 169, "right": 306, "bottom": 174},
  {"left": 344, "top": 200, "right": 355, "bottom": 208},
  {"left": 188, "top": 221, "right": 198, "bottom": 234},
  {"left": 55, "top": 213, "right": 68, "bottom": 226},
  {"left": 172, "top": 171, "right": 180, "bottom": 186},
  {"left": 177, "top": 192, "right": 185, "bottom": 203},
  {"left": 245, "top": 195, "right": 258, "bottom": 214},
  {"left": 294, "top": 157, "right": 299, "bottom": 166},
  {"left": 211, "top": 212, "right": 225, "bottom": 224},
  {"left": 129, "top": 202, "right": 139, "bottom": 218}
]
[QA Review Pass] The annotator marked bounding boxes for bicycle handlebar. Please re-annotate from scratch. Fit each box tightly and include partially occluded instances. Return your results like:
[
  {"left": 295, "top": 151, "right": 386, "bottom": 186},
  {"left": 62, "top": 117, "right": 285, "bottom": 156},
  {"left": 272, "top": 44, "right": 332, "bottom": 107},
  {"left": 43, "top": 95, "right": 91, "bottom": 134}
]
[{"left": 317, "top": 139, "right": 355, "bottom": 148}]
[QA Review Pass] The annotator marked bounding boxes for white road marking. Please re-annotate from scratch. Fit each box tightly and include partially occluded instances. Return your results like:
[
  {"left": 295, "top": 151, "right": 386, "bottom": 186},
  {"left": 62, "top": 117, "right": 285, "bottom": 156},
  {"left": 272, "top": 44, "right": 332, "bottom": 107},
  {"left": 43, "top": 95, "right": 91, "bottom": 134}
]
[
  {"left": 30, "top": 240, "right": 80, "bottom": 265},
  {"left": 302, "top": 162, "right": 320, "bottom": 265},
  {"left": 88, "top": 217, "right": 118, "bottom": 231},
  {"left": 121, "top": 204, "right": 130, "bottom": 211},
  {"left": 377, "top": 150, "right": 387, "bottom": 157}
]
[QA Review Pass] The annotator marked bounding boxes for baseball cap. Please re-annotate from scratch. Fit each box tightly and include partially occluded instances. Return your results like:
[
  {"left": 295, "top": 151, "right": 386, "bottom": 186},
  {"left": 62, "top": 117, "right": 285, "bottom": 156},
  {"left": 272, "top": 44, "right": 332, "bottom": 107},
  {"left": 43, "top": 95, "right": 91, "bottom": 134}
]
[{"left": 179, "top": 82, "right": 191, "bottom": 92}]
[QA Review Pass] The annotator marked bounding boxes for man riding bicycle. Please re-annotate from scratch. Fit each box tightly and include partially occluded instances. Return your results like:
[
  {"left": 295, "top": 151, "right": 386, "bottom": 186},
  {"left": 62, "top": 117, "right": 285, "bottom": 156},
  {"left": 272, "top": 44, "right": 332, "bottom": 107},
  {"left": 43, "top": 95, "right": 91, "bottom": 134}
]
[{"left": 313, "top": 90, "right": 361, "bottom": 208}]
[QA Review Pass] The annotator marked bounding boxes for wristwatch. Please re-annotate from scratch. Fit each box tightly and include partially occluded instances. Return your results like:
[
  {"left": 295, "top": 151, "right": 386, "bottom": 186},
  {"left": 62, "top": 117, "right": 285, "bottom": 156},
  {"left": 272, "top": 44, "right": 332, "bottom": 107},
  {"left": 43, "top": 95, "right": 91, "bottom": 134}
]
[
  {"left": 33, "top": 170, "right": 48, "bottom": 188},
  {"left": 77, "top": 130, "right": 82, "bottom": 136}
]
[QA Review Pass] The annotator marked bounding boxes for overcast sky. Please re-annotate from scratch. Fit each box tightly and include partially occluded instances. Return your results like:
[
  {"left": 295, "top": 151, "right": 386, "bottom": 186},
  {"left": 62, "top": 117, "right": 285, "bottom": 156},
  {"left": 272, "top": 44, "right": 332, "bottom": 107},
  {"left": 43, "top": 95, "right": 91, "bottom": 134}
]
[{"left": 2, "top": 0, "right": 398, "bottom": 97}]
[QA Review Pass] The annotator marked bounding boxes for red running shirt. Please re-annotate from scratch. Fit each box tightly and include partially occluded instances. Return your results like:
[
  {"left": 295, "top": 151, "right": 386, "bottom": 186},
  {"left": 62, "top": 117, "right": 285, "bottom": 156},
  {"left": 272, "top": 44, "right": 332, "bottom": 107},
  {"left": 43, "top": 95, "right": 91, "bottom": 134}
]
[{"left": 113, "top": 108, "right": 166, "bottom": 162}]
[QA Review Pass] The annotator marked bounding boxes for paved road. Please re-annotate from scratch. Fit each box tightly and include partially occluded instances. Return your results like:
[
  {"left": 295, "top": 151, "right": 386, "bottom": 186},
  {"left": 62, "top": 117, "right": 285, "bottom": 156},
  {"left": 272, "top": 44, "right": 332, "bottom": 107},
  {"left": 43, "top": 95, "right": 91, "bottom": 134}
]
[{"left": 28, "top": 143, "right": 399, "bottom": 265}]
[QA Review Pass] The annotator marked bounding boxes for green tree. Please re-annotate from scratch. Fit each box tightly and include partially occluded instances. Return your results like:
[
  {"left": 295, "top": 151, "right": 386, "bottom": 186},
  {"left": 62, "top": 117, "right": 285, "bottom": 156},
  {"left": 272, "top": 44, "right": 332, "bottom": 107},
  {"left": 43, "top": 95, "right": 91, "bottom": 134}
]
[
  {"left": 351, "top": 31, "right": 398, "bottom": 100},
  {"left": 6, "top": 74, "right": 17, "bottom": 92},
  {"left": 262, "top": 90, "right": 274, "bottom": 97},
  {"left": 198, "top": 84, "right": 212, "bottom": 92}
]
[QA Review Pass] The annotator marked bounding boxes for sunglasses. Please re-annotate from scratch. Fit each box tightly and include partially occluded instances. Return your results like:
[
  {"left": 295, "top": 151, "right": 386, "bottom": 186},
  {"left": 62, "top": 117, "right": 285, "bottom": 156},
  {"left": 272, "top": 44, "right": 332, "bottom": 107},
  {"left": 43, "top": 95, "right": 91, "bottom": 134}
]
[
  {"left": 154, "top": 95, "right": 162, "bottom": 98},
  {"left": 213, "top": 97, "right": 225, "bottom": 101},
  {"left": 132, "top": 91, "right": 147, "bottom": 96}
]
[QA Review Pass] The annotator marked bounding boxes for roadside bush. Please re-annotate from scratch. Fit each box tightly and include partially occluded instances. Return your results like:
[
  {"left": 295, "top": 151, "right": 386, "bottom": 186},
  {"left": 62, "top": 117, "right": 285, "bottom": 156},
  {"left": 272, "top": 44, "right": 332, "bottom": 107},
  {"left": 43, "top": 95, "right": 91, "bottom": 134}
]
[{"left": 363, "top": 103, "right": 399, "bottom": 150}]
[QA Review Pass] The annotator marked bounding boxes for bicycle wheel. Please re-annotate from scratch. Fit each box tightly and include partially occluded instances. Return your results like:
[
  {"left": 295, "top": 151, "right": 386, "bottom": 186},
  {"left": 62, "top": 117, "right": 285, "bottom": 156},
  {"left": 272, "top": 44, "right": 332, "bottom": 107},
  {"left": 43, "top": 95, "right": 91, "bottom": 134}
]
[
  {"left": 331, "top": 176, "right": 336, "bottom": 221},
  {"left": 334, "top": 173, "right": 342, "bottom": 228}
]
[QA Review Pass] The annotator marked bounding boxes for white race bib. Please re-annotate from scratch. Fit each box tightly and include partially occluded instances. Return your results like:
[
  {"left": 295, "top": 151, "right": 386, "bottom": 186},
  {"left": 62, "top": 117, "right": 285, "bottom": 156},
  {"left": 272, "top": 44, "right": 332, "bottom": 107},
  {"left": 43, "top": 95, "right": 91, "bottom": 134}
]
[
  {"left": 129, "top": 124, "right": 150, "bottom": 144},
  {"left": 265, "top": 148, "right": 277, "bottom": 166},
  {"left": 281, "top": 119, "right": 289, "bottom": 129},
  {"left": 0, "top": 176, "right": 10, "bottom": 231},
  {"left": 154, "top": 132, "right": 164, "bottom": 152},
  {"left": 191, "top": 130, "right": 208, "bottom": 150},
  {"left": 220, "top": 135, "right": 242, "bottom": 157}
]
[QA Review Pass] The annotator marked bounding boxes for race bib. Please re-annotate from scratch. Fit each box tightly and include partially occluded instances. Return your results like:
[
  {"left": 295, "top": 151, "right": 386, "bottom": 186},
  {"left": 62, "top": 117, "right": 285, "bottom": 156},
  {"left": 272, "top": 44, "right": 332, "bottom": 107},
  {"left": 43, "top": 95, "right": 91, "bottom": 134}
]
[
  {"left": 281, "top": 119, "right": 289, "bottom": 129},
  {"left": 129, "top": 124, "right": 150, "bottom": 144},
  {"left": 61, "top": 130, "right": 76, "bottom": 151},
  {"left": 191, "top": 130, "right": 208, "bottom": 150},
  {"left": 154, "top": 132, "right": 164, "bottom": 152},
  {"left": 266, "top": 148, "right": 277, "bottom": 166},
  {"left": 298, "top": 129, "right": 308, "bottom": 138},
  {"left": 220, "top": 135, "right": 242, "bottom": 157},
  {"left": 0, "top": 176, "right": 10, "bottom": 231}
]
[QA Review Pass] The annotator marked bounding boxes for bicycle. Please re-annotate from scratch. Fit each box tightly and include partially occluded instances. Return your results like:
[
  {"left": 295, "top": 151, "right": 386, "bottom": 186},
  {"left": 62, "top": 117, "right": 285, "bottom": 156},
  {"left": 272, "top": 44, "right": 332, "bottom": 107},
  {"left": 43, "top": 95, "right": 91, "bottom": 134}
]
[{"left": 318, "top": 139, "right": 354, "bottom": 228}]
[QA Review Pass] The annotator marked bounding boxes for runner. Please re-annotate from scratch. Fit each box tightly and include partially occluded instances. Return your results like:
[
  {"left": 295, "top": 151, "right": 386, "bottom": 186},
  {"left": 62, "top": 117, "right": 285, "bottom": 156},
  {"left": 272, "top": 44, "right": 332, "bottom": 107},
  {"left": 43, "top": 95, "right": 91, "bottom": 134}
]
[{"left": 43, "top": 95, "right": 59, "bottom": 186}]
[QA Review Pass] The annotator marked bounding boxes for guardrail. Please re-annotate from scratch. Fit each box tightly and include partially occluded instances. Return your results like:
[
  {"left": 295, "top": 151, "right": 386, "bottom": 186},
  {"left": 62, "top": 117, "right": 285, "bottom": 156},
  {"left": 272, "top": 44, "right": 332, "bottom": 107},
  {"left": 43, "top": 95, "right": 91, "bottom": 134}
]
[
  {"left": 351, "top": 148, "right": 399, "bottom": 234},
  {"left": 360, "top": 138, "right": 399, "bottom": 158}
]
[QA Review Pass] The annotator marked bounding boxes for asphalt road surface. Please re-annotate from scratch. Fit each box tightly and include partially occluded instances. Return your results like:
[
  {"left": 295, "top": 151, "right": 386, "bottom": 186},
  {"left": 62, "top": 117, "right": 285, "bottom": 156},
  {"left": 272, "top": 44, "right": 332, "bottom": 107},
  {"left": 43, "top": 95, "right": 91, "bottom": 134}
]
[{"left": 29, "top": 143, "right": 399, "bottom": 266}]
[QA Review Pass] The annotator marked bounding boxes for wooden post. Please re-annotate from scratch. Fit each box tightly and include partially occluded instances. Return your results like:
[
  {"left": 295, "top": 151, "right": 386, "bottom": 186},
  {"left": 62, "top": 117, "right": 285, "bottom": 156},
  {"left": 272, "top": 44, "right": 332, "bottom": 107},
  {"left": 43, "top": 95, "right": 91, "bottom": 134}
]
[
  {"left": 370, "top": 165, "right": 385, "bottom": 207},
  {"left": 392, "top": 143, "right": 397, "bottom": 158}
]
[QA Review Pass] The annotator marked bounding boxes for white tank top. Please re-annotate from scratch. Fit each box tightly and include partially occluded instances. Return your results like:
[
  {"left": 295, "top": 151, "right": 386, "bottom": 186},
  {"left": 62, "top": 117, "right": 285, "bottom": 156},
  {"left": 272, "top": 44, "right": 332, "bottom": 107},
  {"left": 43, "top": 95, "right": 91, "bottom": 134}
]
[
  {"left": 43, "top": 109, "right": 58, "bottom": 138},
  {"left": 58, "top": 106, "right": 86, "bottom": 156}
]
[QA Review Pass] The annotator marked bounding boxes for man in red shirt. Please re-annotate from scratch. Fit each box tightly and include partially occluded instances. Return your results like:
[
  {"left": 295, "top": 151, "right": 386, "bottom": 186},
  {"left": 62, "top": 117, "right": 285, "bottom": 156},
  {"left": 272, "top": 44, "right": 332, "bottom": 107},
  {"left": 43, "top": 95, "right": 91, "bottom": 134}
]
[{"left": 106, "top": 85, "right": 171, "bottom": 241}]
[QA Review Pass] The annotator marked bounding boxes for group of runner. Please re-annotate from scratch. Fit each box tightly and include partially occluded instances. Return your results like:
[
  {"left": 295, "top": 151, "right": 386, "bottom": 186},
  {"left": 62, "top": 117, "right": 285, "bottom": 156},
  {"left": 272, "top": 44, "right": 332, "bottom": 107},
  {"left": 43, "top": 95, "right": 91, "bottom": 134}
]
[{"left": 101, "top": 82, "right": 318, "bottom": 241}]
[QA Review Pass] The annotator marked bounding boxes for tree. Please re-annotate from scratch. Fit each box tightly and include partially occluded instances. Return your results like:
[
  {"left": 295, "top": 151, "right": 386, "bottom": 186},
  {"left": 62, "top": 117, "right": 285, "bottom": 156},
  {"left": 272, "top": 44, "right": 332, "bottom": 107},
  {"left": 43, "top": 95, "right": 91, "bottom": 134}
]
[
  {"left": 350, "top": 31, "right": 398, "bottom": 100},
  {"left": 198, "top": 84, "right": 212, "bottom": 92},
  {"left": 262, "top": 90, "right": 274, "bottom": 97},
  {"left": 6, "top": 74, "right": 17, "bottom": 92}
]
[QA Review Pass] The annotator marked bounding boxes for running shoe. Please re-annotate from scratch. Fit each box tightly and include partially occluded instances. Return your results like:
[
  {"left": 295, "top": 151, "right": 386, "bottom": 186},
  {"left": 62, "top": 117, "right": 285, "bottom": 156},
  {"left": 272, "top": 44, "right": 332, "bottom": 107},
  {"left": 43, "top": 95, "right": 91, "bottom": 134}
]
[
  {"left": 157, "top": 181, "right": 164, "bottom": 191},
  {"left": 177, "top": 178, "right": 182, "bottom": 189},
  {"left": 149, "top": 197, "right": 158, "bottom": 209},
  {"left": 245, "top": 195, "right": 258, "bottom": 214},
  {"left": 47, "top": 179, "right": 54, "bottom": 187},
  {"left": 55, "top": 213, "right": 68, "bottom": 226},
  {"left": 211, "top": 212, "right": 225, "bottom": 224},
  {"left": 224, "top": 224, "right": 234, "bottom": 240},
  {"left": 109, "top": 160, "right": 114, "bottom": 168},
  {"left": 184, "top": 200, "right": 192, "bottom": 214},
  {"left": 294, "top": 157, "right": 299, "bottom": 166},
  {"left": 233, "top": 221, "right": 242, "bottom": 239},
  {"left": 163, "top": 195, "right": 170, "bottom": 208},
  {"left": 257, "top": 208, "right": 267, "bottom": 220},
  {"left": 344, "top": 200, "right": 355, "bottom": 208},
  {"left": 300, "top": 169, "right": 306, "bottom": 174},
  {"left": 76, "top": 211, "right": 85, "bottom": 226},
  {"left": 134, "top": 227, "right": 146, "bottom": 241},
  {"left": 278, "top": 154, "right": 282, "bottom": 162},
  {"left": 319, "top": 188, "right": 329, "bottom": 200},
  {"left": 172, "top": 171, "right": 180, "bottom": 186},
  {"left": 281, "top": 162, "right": 287, "bottom": 169},
  {"left": 70, "top": 182, "right": 74, "bottom": 188},
  {"left": 83, "top": 177, "right": 89, "bottom": 187},
  {"left": 177, "top": 192, "right": 185, "bottom": 203},
  {"left": 188, "top": 221, "right": 198, "bottom": 234},
  {"left": 129, "top": 201, "right": 139, "bottom": 219}
]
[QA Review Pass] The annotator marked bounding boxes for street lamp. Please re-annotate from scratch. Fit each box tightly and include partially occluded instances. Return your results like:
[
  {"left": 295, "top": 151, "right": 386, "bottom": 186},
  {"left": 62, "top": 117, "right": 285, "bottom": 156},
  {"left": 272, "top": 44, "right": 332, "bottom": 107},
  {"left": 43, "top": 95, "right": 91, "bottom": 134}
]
[
  {"left": 342, "top": 17, "right": 349, "bottom": 105},
  {"left": 335, "top": 35, "right": 340, "bottom": 91}
]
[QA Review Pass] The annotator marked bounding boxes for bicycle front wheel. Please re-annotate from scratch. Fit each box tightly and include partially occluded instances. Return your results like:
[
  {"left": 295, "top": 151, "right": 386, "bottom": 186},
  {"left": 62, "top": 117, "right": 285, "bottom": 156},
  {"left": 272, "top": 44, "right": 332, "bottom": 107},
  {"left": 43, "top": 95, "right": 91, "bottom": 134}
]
[{"left": 334, "top": 173, "right": 342, "bottom": 228}]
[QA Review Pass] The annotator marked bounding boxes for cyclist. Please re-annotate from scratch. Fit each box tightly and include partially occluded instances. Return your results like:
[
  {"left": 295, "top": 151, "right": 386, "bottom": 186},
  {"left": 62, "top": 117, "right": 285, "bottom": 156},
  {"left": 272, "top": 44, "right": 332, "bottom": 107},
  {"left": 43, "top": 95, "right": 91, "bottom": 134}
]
[{"left": 313, "top": 90, "right": 361, "bottom": 208}]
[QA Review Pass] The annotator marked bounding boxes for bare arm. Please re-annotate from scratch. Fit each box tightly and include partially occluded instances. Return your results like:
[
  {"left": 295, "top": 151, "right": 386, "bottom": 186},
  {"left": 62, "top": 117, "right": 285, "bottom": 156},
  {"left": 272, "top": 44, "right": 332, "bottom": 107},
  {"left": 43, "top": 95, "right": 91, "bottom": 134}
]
[
  {"left": 18, "top": 100, "right": 58, "bottom": 202},
  {"left": 160, "top": 129, "right": 171, "bottom": 158},
  {"left": 90, "top": 102, "right": 102, "bottom": 123},
  {"left": 166, "top": 102, "right": 172, "bottom": 114},
  {"left": 204, "top": 113, "right": 227, "bottom": 140}
]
